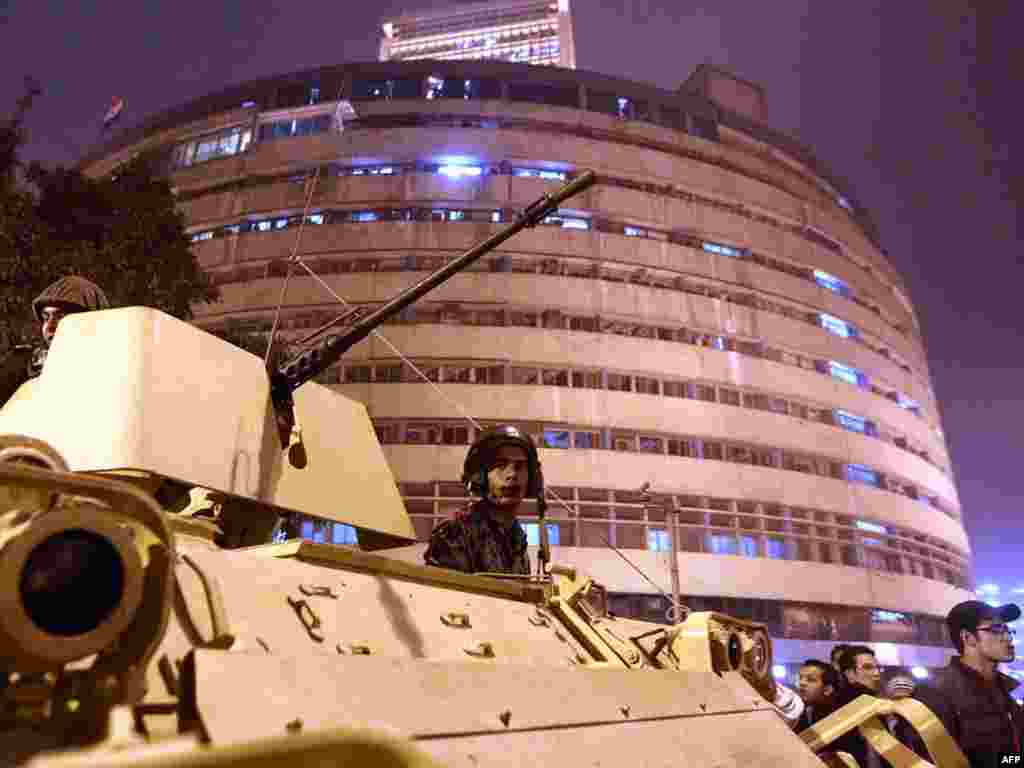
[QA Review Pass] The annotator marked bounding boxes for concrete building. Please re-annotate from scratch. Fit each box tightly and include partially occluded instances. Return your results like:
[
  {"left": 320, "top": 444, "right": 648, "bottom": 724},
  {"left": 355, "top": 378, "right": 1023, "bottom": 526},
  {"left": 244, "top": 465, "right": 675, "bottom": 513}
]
[
  {"left": 83, "top": 60, "right": 974, "bottom": 675},
  {"left": 380, "top": 0, "right": 576, "bottom": 69}
]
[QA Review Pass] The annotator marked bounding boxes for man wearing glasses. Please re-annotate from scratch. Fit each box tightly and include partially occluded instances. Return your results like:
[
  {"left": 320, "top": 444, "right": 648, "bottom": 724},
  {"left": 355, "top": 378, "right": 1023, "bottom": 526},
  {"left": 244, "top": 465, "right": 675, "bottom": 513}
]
[
  {"left": 901, "top": 600, "right": 1022, "bottom": 768},
  {"left": 830, "top": 645, "right": 888, "bottom": 767}
]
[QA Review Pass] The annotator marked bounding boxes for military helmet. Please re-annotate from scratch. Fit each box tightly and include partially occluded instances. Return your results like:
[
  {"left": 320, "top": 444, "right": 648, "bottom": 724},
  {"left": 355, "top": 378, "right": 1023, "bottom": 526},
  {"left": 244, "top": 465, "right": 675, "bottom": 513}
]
[
  {"left": 462, "top": 425, "right": 542, "bottom": 498},
  {"left": 32, "top": 276, "right": 110, "bottom": 321}
]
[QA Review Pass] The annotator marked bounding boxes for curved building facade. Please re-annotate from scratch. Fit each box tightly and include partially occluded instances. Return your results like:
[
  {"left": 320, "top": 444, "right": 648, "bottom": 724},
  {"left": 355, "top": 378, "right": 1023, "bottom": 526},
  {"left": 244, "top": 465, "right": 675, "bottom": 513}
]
[{"left": 83, "top": 60, "right": 973, "bottom": 671}]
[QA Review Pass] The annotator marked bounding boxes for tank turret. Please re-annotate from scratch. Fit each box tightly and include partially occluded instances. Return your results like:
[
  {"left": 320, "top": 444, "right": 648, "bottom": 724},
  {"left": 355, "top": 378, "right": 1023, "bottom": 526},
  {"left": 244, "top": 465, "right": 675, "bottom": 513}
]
[{"left": 0, "top": 172, "right": 964, "bottom": 767}]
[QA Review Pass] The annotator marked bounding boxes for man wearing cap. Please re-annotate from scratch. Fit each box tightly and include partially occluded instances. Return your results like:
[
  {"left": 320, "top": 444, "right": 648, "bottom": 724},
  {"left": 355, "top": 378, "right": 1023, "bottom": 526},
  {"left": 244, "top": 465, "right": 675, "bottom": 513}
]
[
  {"left": 424, "top": 425, "right": 542, "bottom": 575},
  {"left": 899, "top": 600, "right": 1023, "bottom": 768},
  {"left": 1, "top": 276, "right": 110, "bottom": 408}
]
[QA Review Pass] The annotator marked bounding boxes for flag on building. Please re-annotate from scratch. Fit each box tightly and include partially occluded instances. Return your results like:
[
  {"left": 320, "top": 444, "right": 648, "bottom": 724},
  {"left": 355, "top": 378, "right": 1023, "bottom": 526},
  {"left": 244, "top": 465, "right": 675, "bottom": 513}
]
[{"left": 103, "top": 97, "right": 124, "bottom": 128}]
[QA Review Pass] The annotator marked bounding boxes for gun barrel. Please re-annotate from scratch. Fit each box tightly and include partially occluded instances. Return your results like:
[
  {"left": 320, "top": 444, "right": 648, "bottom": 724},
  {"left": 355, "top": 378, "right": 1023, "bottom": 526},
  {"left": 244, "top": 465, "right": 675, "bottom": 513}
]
[{"left": 276, "top": 170, "right": 596, "bottom": 394}]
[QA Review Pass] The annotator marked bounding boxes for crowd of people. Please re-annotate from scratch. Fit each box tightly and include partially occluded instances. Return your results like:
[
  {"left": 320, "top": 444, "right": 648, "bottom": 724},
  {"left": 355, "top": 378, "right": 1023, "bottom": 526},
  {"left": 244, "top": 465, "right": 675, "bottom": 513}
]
[{"left": 790, "top": 601, "right": 1022, "bottom": 768}]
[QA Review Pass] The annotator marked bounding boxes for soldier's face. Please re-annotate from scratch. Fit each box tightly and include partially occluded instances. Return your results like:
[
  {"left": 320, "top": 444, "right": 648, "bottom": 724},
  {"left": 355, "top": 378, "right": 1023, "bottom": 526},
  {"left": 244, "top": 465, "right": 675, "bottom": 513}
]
[
  {"left": 797, "top": 666, "right": 833, "bottom": 706},
  {"left": 40, "top": 306, "right": 68, "bottom": 346},
  {"left": 486, "top": 445, "right": 529, "bottom": 510}
]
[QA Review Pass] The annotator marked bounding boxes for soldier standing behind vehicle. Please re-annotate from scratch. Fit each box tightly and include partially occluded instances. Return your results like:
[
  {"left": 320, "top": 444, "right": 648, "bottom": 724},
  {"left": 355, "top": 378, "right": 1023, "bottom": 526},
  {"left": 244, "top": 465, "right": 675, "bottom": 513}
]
[
  {"left": 0, "top": 276, "right": 110, "bottom": 408},
  {"left": 424, "top": 425, "right": 542, "bottom": 575}
]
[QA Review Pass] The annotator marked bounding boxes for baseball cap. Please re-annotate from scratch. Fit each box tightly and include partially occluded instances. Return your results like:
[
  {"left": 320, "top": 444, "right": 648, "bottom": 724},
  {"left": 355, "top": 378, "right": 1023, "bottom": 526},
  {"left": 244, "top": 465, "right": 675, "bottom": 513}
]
[{"left": 947, "top": 600, "right": 1021, "bottom": 645}]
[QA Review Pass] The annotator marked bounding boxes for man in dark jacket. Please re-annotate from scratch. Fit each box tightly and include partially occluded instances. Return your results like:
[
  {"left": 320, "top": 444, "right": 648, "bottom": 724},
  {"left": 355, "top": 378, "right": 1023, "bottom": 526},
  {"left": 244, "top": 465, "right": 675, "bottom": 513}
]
[
  {"left": 830, "top": 644, "right": 888, "bottom": 768},
  {"left": 899, "top": 600, "right": 1023, "bottom": 768},
  {"left": 796, "top": 658, "right": 839, "bottom": 731},
  {"left": 424, "top": 425, "right": 540, "bottom": 575},
  {"left": 0, "top": 276, "right": 109, "bottom": 407}
]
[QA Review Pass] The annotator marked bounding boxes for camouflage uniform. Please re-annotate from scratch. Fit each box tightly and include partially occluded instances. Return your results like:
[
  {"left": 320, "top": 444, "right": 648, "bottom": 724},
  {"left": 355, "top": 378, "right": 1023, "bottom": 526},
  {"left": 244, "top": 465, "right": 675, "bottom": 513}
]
[{"left": 424, "top": 502, "right": 530, "bottom": 575}]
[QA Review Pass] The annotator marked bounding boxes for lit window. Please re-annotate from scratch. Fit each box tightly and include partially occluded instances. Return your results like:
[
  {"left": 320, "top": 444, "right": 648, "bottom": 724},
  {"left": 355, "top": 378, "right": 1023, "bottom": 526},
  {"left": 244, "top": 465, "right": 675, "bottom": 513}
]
[
  {"left": 847, "top": 464, "right": 879, "bottom": 487},
  {"left": 190, "top": 231, "right": 213, "bottom": 242},
  {"left": 538, "top": 170, "right": 566, "bottom": 181},
  {"left": 273, "top": 219, "right": 289, "bottom": 230},
  {"left": 835, "top": 409, "right": 868, "bottom": 433},
  {"left": 713, "top": 336, "right": 726, "bottom": 351},
  {"left": 438, "top": 164, "right": 483, "bottom": 178},
  {"left": 254, "top": 220, "right": 272, "bottom": 232},
  {"left": 512, "top": 168, "right": 538, "bottom": 178},
  {"left": 702, "top": 241, "right": 740, "bottom": 257},
  {"left": 574, "top": 431, "right": 599, "bottom": 449},
  {"left": 560, "top": 218, "right": 590, "bottom": 230},
  {"left": 624, "top": 226, "right": 645, "bottom": 237},
  {"left": 223, "top": 224, "right": 241, "bottom": 235},
  {"left": 242, "top": 100, "right": 257, "bottom": 108},
  {"left": 861, "top": 536, "right": 883, "bottom": 547},
  {"left": 820, "top": 313, "right": 857, "bottom": 338},
  {"left": 332, "top": 523, "right": 358, "bottom": 545},
  {"left": 837, "top": 196, "right": 854, "bottom": 212},
  {"left": 766, "top": 538, "right": 786, "bottom": 559},
  {"left": 351, "top": 169, "right": 366, "bottom": 176},
  {"left": 370, "top": 166, "right": 394, "bottom": 175},
  {"left": 300, "top": 519, "right": 314, "bottom": 539},
  {"left": 709, "top": 534, "right": 738, "bottom": 555},
  {"left": 309, "top": 87, "right": 321, "bottom": 105},
  {"left": 814, "top": 269, "right": 850, "bottom": 297},
  {"left": 897, "top": 394, "right": 921, "bottom": 414},
  {"left": 306, "top": 213, "right": 324, "bottom": 225},
  {"left": 828, "top": 361, "right": 866, "bottom": 388},
  {"left": 740, "top": 536, "right": 758, "bottom": 557},
  {"left": 448, "top": 210, "right": 466, "bottom": 222},
  {"left": 524, "top": 523, "right": 560, "bottom": 547},
  {"left": 491, "top": 211, "right": 502, "bottom": 223},
  {"left": 542, "top": 429, "right": 570, "bottom": 449},
  {"left": 616, "top": 96, "right": 631, "bottom": 118},
  {"left": 855, "top": 521, "right": 888, "bottom": 537},
  {"left": 647, "top": 530, "right": 671, "bottom": 552},
  {"left": 352, "top": 211, "right": 378, "bottom": 223}
]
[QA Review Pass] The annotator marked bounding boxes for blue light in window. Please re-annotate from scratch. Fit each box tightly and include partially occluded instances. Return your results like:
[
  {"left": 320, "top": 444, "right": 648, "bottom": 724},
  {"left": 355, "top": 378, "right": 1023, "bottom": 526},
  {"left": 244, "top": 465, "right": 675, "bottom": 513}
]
[
  {"left": 273, "top": 218, "right": 289, "bottom": 230},
  {"left": 524, "top": 523, "right": 560, "bottom": 547},
  {"left": 371, "top": 166, "right": 394, "bottom": 175},
  {"left": 856, "top": 520, "right": 888, "bottom": 535},
  {"left": 512, "top": 168, "right": 538, "bottom": 178},
  {"left": 897, "top": 394, "right": 920, "bottom": 413},
  {"left": 872, "top": 609, "right": 908, "bottom": 623},
  {"left": 538, "top": 170, "right": 566, "bottom": 181},
  {"left": 835, "top": 409, "right": 868, "bottom": 433},
  {"left": 448, "top": 210, "right": 466, "bottom": 221},
  {"left": 624, "top": 226, "right": 645, "bottom": 237},
  {"left": 702, "top": 241, "right": 739, "bottom": 257},
  {"left": 300, "top": 519, "right": 314, "bottom": 539},
  {"left": 332, "top": 523, "right": 358, "bottom": 545},
  {"left": 439, "top": 164, "right": 483, "bottom": 178},
  {"left": 713, "top": 336, "right": 726, "bottom": 351},
  {"left": 828, "top": 361, "right": 862, "bottom": 387},
  {"left": 561, "top": 218, "right": 590, "bottom": 230},
  {"left": 223, "top": 224, "right": 241, "bottom": 235},
  {"left": 190, "top": 231, "right": 213, "bottom": 242},
  {"left": 647, "top": 530, "right": 671, "bottom": 552},
  {"left": 352, "top": 211, "right": 378, "bottom": 223},
  {"left": 543, "top": 429, "right": 570, "bottom": 449},
  {"left": 838, "top": 196, "right": 853, "bottom": 211},
  {"left": 351, "top": 169, "right": 366, "bottom": 176},
  {"left": 255, "top": 220, "right": 272, "bottom": 232},
  {"left": 740, "top": 536, "right": 758, "bottom": 557},
  {"left": 306, "top": 213, "right": 324, "bottom": 225},
  {"left": 709, "top": 534, "right": 738, "bottom": 555},
  {"left": 242, "top": 100, "right": 257, "bottom": 108},
  {"left": 813, "top": 270, "right": 850, "bottom": 297},
  {"left": 491, "top": 211, "right": 502, "bottom": 223},
  {"left": 766, "top": 539, "right": 786, "bottom": 559},
  {"left": 846, "top": 464, "right": 878, "bottom": 487},
  {"left": 820, "top": 313, "right": 856, "bottom": 338}
]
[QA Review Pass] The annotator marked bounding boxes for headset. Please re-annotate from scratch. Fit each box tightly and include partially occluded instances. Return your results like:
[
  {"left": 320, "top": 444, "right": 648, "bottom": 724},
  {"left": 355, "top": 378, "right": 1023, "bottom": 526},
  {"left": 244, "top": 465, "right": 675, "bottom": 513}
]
[{"left": 461, "top": 425, "right": 543, "bottom": 499}]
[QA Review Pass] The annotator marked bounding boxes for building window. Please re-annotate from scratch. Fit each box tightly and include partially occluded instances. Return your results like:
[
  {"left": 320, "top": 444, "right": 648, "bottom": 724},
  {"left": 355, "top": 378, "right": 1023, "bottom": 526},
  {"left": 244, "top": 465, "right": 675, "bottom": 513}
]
[
  {"left": 607, "top": 373, "right": 632, "bottom": 392},
  {"left": 847, "top": 464, "right": 879, "bottom": 487},
  {"left": 647, "top": 529, "right": 671, "bottom": 552},
  {"left": 813, "top": 270, "right": 851, "bottom": 297},
  {"left": 441, "top": 426, "right": 469, "bottom": 445},
  {"left": 835, "top": 410, "right": 869, "bottom": 433},
  {"left": 258, "top": 114, "right": 331, "bottom": 141},
  {"left": 740, "top": 535, "right": 758, "bottom": 557},
  {"left": 702, "top": 241, "right": 740, "bottom": 258},
  {"left": 766, "top": 538, "right": 786, "bottom": 559},
  {"left": 543, "top": 429, "right": 571, "bottom": 449},
  {"left": 173, "top": 126, "right": 252, "bottom": 169},
  {"left": 709, "top": 533, "right": 738, "bottom": 555},
  {"left": 667, "top": 438, "right": 693, "bottom": 457},
  {"left": 663, "top": 381, "right": 688, "bottom": 398},
  {"left": 828, "top": 361, "right": 868, "bottom": 388},
  {"left": 819, "top": 313, "right": 857, "bottom": 339},
  {"left": 574, "top": 431, "right": 601, "bottom": 450},
  {"left": 523, "top": 523, "right": 560, "bottom": 547},
  {"left": 897, "top": 394, "right": 921, "bottom": 415},
  {"left": 638, "top": 436, "right": 663, "bottom": 454},
  {"left": 332, "top": 523, "right": 358, "bottom": 545}
]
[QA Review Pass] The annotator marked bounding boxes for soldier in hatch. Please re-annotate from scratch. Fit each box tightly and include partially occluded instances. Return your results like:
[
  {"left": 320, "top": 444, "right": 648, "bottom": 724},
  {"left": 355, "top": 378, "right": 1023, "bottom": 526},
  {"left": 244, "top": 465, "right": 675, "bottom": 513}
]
[
  {"left": 0, "top": 276, "right": 110, "bottom": 408},
  {"left": 424, "top": 425, "right": 543, "bottom": 575}
]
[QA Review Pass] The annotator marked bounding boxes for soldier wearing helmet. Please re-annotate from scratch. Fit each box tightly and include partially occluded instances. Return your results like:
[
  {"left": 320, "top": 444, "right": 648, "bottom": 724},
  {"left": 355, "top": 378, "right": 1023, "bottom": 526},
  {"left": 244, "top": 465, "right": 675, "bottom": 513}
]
[
  {"left": 1, "top": 276, "right": 110, "bottom": 407},
  {"left": 423, "top": 425, "right": 542, "bottom": 575}
]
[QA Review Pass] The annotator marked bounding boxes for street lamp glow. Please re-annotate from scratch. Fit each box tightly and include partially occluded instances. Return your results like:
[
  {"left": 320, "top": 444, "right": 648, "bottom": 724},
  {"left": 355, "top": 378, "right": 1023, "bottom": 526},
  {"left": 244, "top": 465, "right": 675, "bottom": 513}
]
[
  {"left": 911, "top": 666, "right": 929, "bottom": 680},
  {"left": 772, "top": 665, "right": 787, "bottom": 680}
]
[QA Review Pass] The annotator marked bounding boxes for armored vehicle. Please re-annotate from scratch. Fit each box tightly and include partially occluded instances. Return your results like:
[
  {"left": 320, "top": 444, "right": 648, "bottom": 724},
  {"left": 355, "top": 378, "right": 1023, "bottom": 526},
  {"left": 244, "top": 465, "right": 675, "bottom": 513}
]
[{"left": 0, "top": 173, "right": 962, "bottom": 767}]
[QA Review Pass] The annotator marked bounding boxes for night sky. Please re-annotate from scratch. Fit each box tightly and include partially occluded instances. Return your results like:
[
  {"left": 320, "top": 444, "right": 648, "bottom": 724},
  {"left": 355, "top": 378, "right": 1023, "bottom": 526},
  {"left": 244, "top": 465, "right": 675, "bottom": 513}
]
[{"left": 2, "top": 1, "right": 1020, "bottom": 590}]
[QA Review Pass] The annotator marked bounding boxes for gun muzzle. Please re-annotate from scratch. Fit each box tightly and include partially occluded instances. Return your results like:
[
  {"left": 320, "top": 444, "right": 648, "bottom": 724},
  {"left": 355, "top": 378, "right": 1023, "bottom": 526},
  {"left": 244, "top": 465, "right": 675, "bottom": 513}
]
[{"left": 0, "top": 455, "right": 146, "bottom": 672}]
